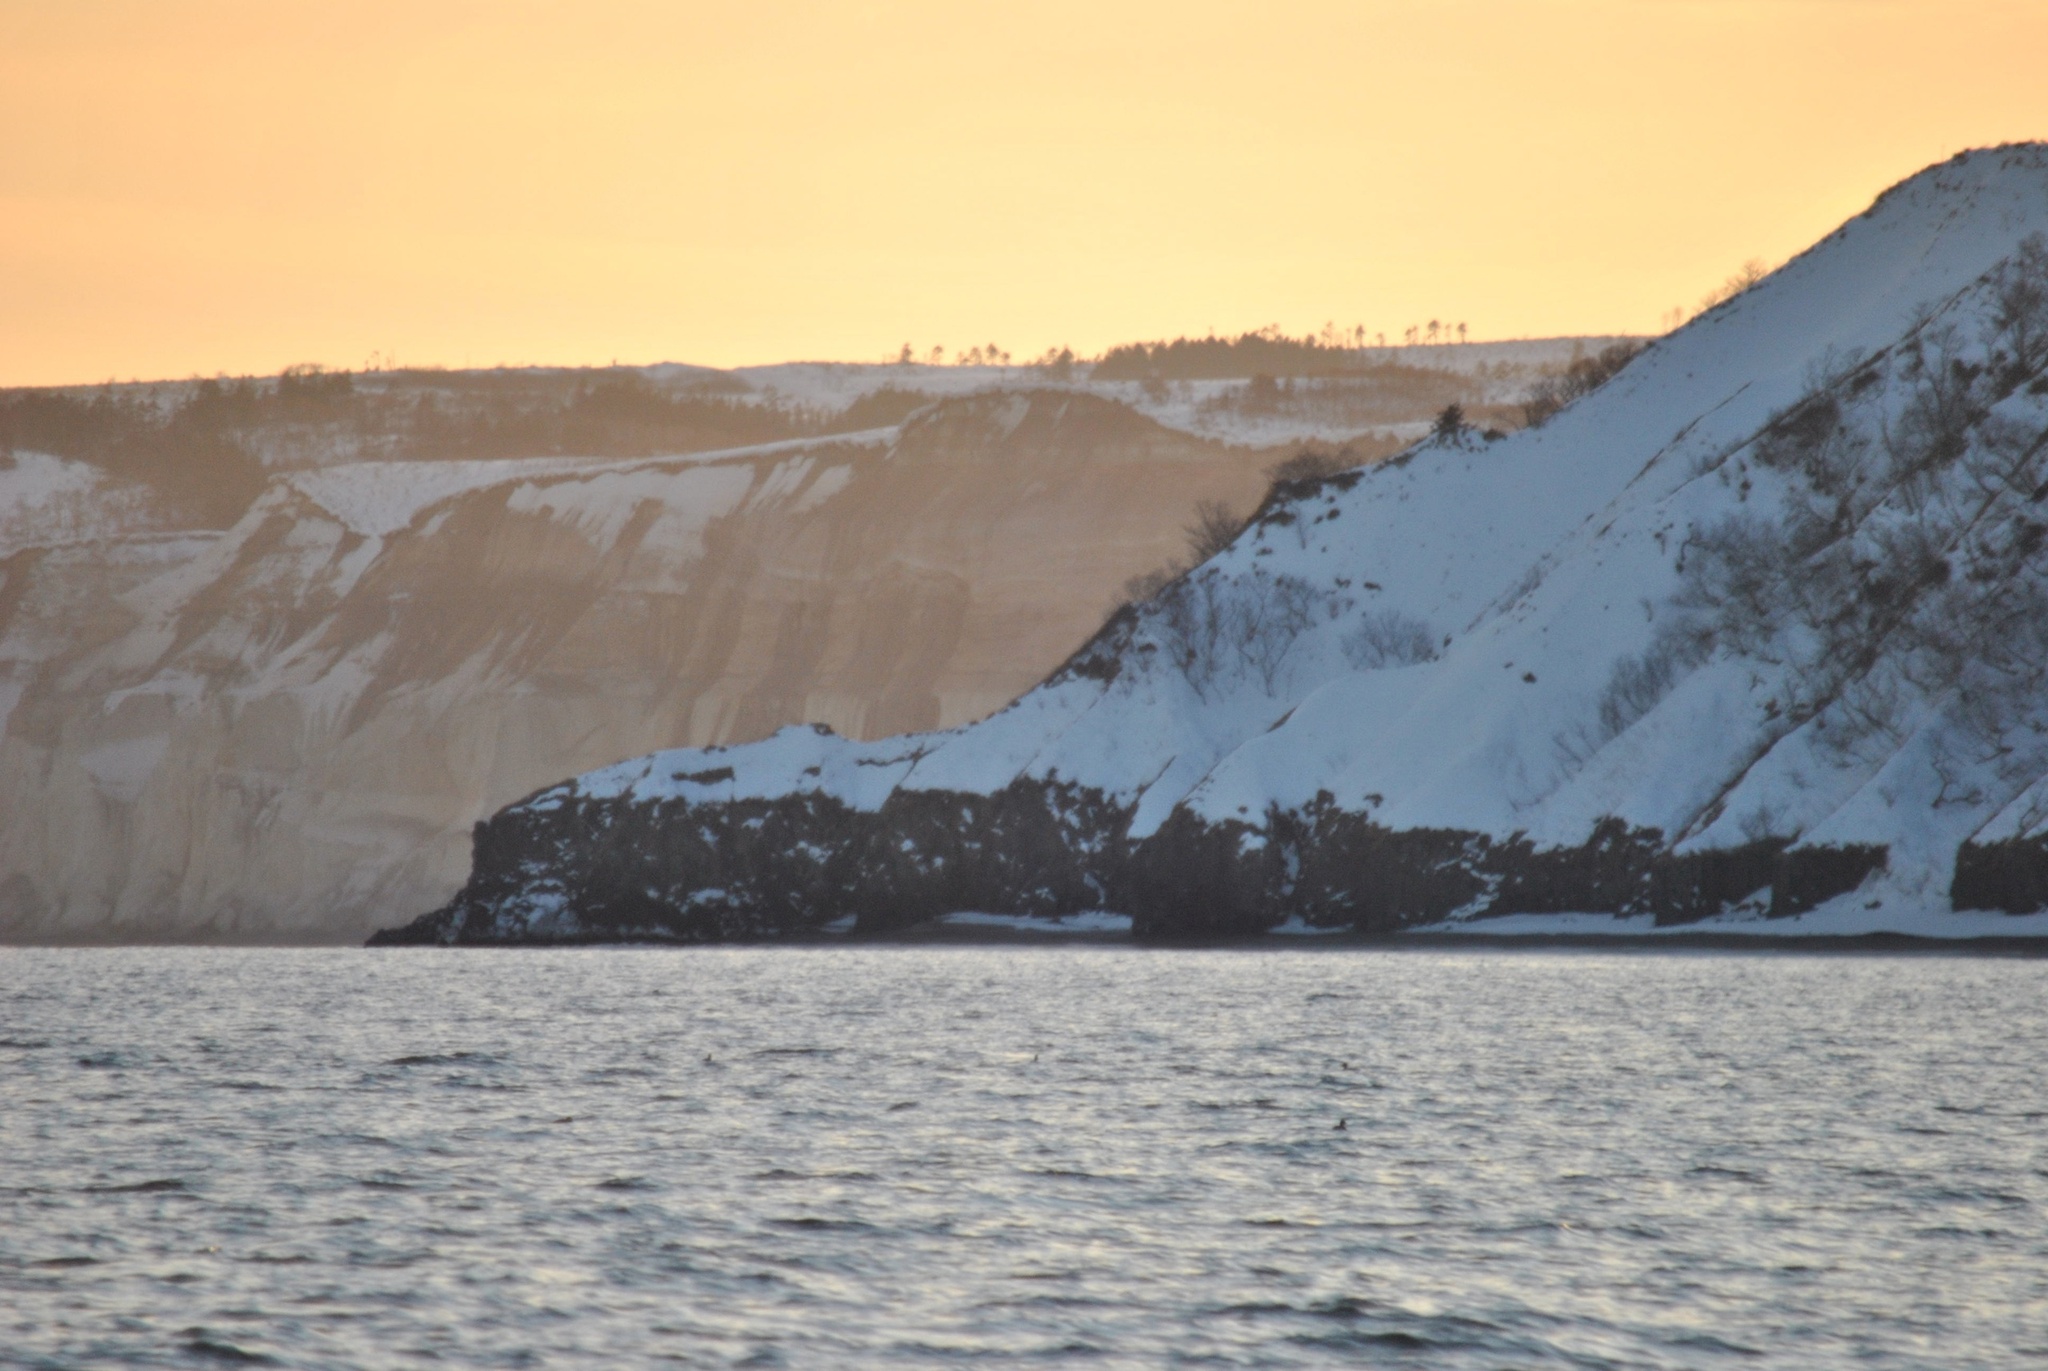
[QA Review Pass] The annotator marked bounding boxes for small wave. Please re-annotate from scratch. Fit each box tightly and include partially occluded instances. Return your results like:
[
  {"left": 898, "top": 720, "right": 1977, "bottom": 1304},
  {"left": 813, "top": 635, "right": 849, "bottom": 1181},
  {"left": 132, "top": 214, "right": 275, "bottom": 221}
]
[
  {"left": 0, "top": 1037, "right": 51, "bottom": 1049},
  {"left": 1215, "top": 1296, "right": 1375, "bottom": 1320},
  {"left": 81, "top": 1178, "right": 185, "bottom": 1194},
  {"left": 181, "top": 1332, "right": 278, "bottom": 1365},
  {"left": 29, "top": 1256, "right": 98, "bottom": 1268},
  {"left": 1316, "top": 1074, "right": 1384, "bottom": 1089},
  {"left": 970, "top": 1295, "right": 1120, "bottom": 1313},
  {"left": 596, "top": 1176, "right": 654, "bottom": 1191},
  {"left": 1025, "top": 1168, "right": 1118, "bottom": 1182},
  {"left": 1295, "top": 1329, "right": 1436, "bottom": 1349},
  {"left": 1282, "top": 1311, "right": 1500, "bottom": 1354},
  {"left": 1219, "top": 1295, "right": 1505, "bottom": 1355},
  {"left": 1669, "top": 1332, "right": 1766, "bottom": 1356},
  {"left": 384, "top": 1052, "right": 489, "bottom": 1067},
  {"left": 1917, "top": 1186, "right": 2031, "bottom": 1206}
]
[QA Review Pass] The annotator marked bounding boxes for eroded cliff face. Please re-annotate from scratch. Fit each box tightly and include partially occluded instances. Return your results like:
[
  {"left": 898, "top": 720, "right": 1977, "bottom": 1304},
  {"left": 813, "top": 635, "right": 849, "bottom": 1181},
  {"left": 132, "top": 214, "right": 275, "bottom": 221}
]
[{"left": 0, "top": 392, "right": 1276, "bottom": 942}]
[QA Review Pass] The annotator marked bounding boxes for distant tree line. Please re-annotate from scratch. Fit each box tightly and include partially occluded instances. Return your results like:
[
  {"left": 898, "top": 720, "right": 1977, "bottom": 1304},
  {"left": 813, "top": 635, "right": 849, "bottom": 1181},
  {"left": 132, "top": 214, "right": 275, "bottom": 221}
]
[
  {"left": 1095, "top": 323, "right": 1475, "bottom": 382},
  {"left": 1096, "top": 328, "right": 1372, "bottom": 382},
  {"left": 0, "top": 377, "right": 272, "bottom": 525}
]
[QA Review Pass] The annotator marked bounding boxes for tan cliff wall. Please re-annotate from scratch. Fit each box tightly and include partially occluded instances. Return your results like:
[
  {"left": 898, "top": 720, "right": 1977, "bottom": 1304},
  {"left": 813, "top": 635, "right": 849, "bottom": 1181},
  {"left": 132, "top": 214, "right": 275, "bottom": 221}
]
[{"left": 0, "top": 392, "right": 1274, "bottom": 942}]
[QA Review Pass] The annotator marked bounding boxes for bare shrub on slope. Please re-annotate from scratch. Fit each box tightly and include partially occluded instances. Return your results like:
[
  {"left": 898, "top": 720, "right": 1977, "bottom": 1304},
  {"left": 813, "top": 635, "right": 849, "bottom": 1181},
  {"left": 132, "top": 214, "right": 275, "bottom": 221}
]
[
  {"left": 1520, "top": 342, "right": 1647, "bottom": 428},
  {"left": 1267, "top": 447, "right": 1357, "bottom": 485},
  {"left": 1184, "top": 500, "right": 1248, "bottom": 563},
  {"left": 1158, "top": 568, "right": 1320, "bottom": 697},
  {"left": 1987, "top": 234, "right": 2048, "bottom": 384},
  {"left": 1341, "top": 609, "right": 1439, "bottom": 671},
  {"left": 1123, "top": 562, "right": 1185, "bottom": 604},
  {"left": 1696, "top": 259, "right": 1772, "bottom": 317}
]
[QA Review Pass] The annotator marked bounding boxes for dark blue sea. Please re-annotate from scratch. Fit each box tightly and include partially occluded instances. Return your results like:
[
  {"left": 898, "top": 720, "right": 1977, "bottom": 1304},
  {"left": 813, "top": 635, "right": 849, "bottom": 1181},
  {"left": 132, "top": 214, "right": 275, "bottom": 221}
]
[{"left": 2, "top": 947, "right": 2044, "bottom": 1367}]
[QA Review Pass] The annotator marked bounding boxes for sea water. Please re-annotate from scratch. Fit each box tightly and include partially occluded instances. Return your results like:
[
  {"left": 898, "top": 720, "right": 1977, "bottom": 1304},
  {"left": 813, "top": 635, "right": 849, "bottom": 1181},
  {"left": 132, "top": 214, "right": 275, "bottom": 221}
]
[{"left": 2, "top": 947, "right": 2044, "bottom": 1368}]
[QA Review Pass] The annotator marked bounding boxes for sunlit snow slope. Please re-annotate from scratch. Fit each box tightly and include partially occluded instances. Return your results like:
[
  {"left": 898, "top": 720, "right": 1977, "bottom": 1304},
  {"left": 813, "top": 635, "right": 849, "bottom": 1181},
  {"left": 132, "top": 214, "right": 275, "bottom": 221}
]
[{"left": 386, "top": 145, "right": 2048, "bottom": 943}]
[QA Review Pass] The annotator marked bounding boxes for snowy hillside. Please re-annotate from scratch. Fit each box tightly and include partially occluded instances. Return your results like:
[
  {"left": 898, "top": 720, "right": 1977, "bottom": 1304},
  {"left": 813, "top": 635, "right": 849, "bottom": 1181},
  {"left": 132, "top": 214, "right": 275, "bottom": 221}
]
[{"left": 380, "top": 145, "right": 2048, "bottom": 945}]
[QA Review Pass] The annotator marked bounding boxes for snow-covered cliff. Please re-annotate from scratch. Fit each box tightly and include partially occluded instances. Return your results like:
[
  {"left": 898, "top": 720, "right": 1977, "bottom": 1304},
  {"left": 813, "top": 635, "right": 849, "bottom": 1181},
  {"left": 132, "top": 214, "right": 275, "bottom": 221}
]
[{"left": 381, "top": 145, "right": 2048, "bottom": 944}]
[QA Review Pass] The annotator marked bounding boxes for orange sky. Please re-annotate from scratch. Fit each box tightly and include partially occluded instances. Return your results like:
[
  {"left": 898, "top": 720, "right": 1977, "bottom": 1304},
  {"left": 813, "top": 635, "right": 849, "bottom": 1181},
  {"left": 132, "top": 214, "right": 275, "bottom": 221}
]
[{"left": 3, "top": 0, "right": 2046, "bottom": 387}]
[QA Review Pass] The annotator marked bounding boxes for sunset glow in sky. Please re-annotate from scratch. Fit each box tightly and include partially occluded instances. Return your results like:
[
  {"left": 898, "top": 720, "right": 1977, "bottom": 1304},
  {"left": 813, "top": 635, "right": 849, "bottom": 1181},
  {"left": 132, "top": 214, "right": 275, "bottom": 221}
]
[{"left": 4, "top": 0, "right": 2046, "bottom": 386}]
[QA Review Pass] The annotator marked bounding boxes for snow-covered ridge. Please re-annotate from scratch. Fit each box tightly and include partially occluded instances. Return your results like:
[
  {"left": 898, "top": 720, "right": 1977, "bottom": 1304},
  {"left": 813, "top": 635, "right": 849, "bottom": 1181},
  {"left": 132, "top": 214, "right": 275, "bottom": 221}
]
[{"left": 379, "top": 144, "right": 2048, "bottom": 945}]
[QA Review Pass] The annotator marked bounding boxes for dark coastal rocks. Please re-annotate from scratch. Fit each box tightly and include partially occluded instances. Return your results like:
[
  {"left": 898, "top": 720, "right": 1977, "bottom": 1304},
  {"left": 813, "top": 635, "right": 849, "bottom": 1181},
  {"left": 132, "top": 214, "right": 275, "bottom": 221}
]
[
  {"left": 1123, "top": 804, "right": 1884, "bottom": 936},
  {"left": 369, "top": 781, "right": 1889, "bottom": 945},
  {"left": 372, "top": 779, "right": 1137, "bottom": 945},
  {"left": 1951, "top": 836, "right": 2048, "bottom": 914}
]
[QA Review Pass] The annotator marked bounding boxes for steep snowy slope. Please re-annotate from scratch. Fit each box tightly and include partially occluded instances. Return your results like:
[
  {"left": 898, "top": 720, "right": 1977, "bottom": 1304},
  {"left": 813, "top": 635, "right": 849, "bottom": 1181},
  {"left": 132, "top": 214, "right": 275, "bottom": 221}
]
[
  {"left": 380, "top": 145, "right": 2048, "bottom": 944},
  {"left": 0, "top": 394, "right": 1273, "bottom": 942}
]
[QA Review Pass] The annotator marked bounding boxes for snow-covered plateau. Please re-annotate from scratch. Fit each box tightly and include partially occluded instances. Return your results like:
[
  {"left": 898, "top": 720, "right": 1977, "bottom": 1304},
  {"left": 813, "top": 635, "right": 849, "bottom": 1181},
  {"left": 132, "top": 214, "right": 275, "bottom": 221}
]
[{"left": 377, "top": 145, "right": 2048, "bottom": 946}]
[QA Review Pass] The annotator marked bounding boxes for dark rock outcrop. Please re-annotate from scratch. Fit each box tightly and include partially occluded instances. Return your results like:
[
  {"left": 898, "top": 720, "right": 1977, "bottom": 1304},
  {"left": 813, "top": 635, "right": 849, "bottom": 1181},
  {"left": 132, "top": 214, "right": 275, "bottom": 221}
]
[
  {"left": 1951, "top": 837, "right": 2048, "bottom": 914},
  {"left": 370, "top": 781, "right": 1886, "bottom": 944}
]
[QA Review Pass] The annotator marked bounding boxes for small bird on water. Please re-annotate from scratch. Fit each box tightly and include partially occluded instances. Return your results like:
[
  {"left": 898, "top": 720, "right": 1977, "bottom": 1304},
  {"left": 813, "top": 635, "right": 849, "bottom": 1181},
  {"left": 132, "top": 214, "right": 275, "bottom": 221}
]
[{"left": 1333, "top": 1118, "right": 1347, "bottom": 1131}]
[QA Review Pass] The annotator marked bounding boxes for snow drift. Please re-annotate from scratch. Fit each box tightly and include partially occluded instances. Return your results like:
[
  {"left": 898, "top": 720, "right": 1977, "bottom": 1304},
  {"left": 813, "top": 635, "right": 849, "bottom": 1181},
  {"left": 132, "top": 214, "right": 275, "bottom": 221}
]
[{"left": 379, "top": 146, "right": 2048, "bottom": 945}]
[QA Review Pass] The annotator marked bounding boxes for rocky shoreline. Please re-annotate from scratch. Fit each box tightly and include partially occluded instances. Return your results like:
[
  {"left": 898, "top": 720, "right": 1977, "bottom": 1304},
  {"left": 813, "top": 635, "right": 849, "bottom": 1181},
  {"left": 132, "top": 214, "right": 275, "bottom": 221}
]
[{"left": 368, "top": 775, "right": 1898, "bottom": 946}]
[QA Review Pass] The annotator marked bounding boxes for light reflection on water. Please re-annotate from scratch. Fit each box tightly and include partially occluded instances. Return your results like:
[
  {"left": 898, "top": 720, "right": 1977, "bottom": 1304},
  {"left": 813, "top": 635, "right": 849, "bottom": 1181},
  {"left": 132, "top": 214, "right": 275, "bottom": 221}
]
[{"left": 1, "top": 947, "right": 2044, "bottom": 1368}]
